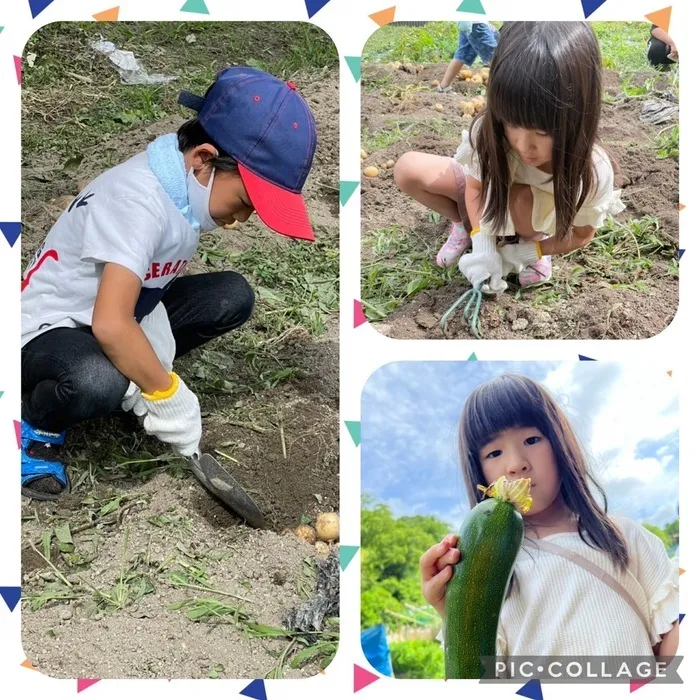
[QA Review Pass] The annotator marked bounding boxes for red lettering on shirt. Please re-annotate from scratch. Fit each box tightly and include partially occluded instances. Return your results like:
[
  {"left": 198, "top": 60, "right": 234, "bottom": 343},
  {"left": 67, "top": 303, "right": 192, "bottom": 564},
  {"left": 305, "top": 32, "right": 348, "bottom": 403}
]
[
  {"left": 144, "top": 259, "right": 186, "bottom": 281},
  {"left": 21, "top": 249, "right": 59, "bottom": 292}
]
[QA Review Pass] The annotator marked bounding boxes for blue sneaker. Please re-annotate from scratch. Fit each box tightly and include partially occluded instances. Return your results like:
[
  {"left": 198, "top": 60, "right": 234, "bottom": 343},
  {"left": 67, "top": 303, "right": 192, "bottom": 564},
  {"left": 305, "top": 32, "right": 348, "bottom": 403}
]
[{"left": 21, "top": 422, "right": 70, "bottom": 501}]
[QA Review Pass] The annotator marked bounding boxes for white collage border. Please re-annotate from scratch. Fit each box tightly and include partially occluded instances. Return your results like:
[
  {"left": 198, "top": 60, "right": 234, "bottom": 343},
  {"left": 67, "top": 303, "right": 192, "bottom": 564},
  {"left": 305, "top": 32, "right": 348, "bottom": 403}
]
[{"left": 0, "top": 1, "right": 695, "bottom": 699}]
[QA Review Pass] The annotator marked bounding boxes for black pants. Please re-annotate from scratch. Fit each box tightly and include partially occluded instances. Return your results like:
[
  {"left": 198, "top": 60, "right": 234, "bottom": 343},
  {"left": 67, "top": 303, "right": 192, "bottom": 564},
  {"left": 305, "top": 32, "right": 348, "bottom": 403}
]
[
  {"left": 22, "top": 271, "right": 255, "bottom": 433},
  {"left": 648, "top": 37, "right": 674, "bottom": 67}
]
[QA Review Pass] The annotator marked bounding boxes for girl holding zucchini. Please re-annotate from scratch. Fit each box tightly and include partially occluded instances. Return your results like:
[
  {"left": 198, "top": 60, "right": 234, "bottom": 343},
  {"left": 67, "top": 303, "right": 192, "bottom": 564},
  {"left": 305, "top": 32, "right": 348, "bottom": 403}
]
[
  {"left": 421, "top": 375, "right": 679, "bottom": 675},
  {"left": 394, "top": 22, "right": 624, "bottom": 290}
]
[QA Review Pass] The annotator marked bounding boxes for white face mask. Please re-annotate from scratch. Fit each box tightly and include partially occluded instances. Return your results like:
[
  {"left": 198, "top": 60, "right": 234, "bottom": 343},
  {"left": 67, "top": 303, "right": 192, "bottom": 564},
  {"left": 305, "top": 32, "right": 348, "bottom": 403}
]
[{"left": 186, "top": 165, "right": 218, "bottom": 232}]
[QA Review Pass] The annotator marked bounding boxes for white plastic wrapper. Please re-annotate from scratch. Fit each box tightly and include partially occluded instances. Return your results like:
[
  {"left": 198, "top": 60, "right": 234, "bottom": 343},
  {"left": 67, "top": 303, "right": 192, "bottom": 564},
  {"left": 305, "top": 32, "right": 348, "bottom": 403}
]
[{"left": 91, "top": 40, "right": 177, "bottom": 85}]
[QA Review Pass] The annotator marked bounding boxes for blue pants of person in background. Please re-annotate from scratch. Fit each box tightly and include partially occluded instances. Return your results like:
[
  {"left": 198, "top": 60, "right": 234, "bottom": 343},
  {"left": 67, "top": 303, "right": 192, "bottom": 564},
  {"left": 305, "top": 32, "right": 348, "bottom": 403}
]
[
  {"left": 455, "top": 22, "right": 500, "bottom": 66},
  {"left": 438, "top": 22, "right": 500, "bottom": 91}
]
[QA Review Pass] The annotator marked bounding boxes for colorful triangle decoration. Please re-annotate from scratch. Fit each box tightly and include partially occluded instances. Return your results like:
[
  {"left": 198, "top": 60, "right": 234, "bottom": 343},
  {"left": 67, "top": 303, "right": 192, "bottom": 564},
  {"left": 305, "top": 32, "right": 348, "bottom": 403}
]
[
  {"left": 0, "top": 222, "right": 21, "bottom": 246},
  {"left": 516, "top": 678, "right": 543, "bottom": 700},
  {"left": 679, "top": 613, "right": 685, "bottom": 624},
  {"left": 15, "top": 420, "right": 21, "bottom": 449},
  {"left": 14, "top": 56, "right": 22, "bottom": 85},
  {"left": 354, "top": 664, "right": 380, "bottom": 692},
  {"left": 678, "top": 203, "right": 685, "bottom": 211},
  {"left": 339, "top": 545, "right": 360, "bottom": 571},
  {"left": 77, "top": 679, "right": 101, "bottom": 693},
  {"left": 666, "top": 370, "right": 672, "bottom": 377},
  {"left": 180, "top": 0, "right": 209, "bottom": 15},
  {"left": 345, "top": 56, "right": 361, "bottom": 82},
  {"left": 645, "top": 7, "right": 672, "bottom": 32},
  {"left": 0, "top": 391, "right": 4, "bottom": 399},
  {"left": 679, "top": 567, "right": 685, "bottom": 575},
  {"left": 240, "top": 679, "right": 267, "bottom": 700},
  {"left": 340, "top": 180, "right": 359, "bottom": 206},
  {"left": 457, "top": 1, "right": 486, "bottom": 14},
  {"left": 468, "top": 352, "right": 477, "bottom": 361},
  {"left": 28, "top": 0, "right": 56, "bottom": 19},
  {"left": 93, "top": 6, "right": 120, "bottom": 21},
  {"left": 354, "top": 299, "right": 367, "bottom": 327},
  {"left": 0, "top": 27, "right": 4, "bottom": 34},
  {"left": 21, "top": 659, "right": 37, "bottom": 670},
  {"left": 369, "top": 7, "right": 395, "bottom": 27},
  {"left": 630, "top": 678, "right": 655, "bottom": 693},
  {"left": 581, "top": 0, "right": 607, "bottom": 19},
  {"left": 678, "top": 249, "right": 685, "bottom": 260},
  {"left": 305, "top": 0, "right": 332, "bottom": 19},
  {"left": 0, "top": 586, "right": 21, "bottom": 612},
  {"left": 578, "top": 355, "right": 597, "bottom": 361},
  {"left": 345, "top": 420, "right": 361, "bottom": 446}
]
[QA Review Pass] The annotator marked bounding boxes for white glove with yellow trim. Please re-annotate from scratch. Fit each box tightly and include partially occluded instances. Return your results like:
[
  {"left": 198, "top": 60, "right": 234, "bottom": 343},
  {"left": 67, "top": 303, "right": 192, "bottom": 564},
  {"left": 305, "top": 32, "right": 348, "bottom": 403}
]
[
  {"left": 122, "top": 303, "right": 177, "bottom": 417},
  {"left": 141, "top": 372, "right": 202, "bottom": 457},
  {"left": 458, "top": 224, "right": 508, "bottom": 294}
]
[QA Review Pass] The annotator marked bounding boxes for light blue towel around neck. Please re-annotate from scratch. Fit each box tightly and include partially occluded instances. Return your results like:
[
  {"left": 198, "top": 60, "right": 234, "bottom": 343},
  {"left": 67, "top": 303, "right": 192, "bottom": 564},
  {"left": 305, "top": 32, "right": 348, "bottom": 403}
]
[{"left": 146, "top": 133, "right": 195, "bottom": 227}]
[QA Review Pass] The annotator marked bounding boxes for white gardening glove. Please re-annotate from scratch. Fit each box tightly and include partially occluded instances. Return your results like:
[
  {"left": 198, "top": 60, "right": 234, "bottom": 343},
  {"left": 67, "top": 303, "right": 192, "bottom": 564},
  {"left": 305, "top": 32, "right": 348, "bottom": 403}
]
[
  {"left": 122, "top": 382, "right": 148, "bottom": 417},
  {"left": 141, "top": 372, "right": 202, "bottom": 457},
  {"left": 458, "top": 224, "right": 508, "bottom": 295},
  {"left": 498, "top": 240, "right": 542, "bottom": 274},
  {"left": 121, "top": 303, "right": 176, "bottom": 416}
]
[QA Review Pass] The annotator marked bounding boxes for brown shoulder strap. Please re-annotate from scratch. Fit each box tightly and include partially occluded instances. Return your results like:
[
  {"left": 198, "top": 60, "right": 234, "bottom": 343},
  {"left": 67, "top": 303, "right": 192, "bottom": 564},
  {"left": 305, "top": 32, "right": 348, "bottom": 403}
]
[{"left": 523, "top": 538, "right": 649, "bottom": 634}]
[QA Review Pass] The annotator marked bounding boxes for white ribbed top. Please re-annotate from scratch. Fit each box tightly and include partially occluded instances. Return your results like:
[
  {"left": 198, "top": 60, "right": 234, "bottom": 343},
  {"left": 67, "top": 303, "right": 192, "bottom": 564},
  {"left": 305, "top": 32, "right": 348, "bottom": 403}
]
[{"left": 438, "top": 517, "right": 678, "bottom": 659}]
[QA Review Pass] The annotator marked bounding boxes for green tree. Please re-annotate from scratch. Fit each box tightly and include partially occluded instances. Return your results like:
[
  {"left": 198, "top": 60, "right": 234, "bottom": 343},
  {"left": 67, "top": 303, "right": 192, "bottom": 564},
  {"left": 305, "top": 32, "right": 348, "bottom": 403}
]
[
  {"left": 643, "top": 523, "right": 672, "bottom": 549},
  {"left": 390, "top": 639, "right": 444, "bottom": 679},
  {"left": 361, "top": 587, "right": 404, "bottom": 629},
  {"left": 361, "top": 497, "right": 451, "bottom": 629},
  {"left": 664, "top": 519, "right": 679, "bottom": 549}
]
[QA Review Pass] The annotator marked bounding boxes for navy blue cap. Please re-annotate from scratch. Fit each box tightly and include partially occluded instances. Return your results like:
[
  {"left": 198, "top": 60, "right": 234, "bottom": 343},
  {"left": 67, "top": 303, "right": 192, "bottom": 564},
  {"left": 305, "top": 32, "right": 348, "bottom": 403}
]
[{"left": 179, "top": 66, "right": 317, "bottom": 241}]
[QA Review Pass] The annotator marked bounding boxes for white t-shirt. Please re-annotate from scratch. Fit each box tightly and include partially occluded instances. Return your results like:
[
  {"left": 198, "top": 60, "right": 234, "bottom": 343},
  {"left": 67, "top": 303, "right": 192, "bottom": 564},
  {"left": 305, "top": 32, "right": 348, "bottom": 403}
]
[
  {"left": 438, "top": 517, "right": 678, "bottom": 667},
  {"left": 21, "top": 150, "right": 199, "bottom": 347},
  {"left": 454, "top": 123, "right": 626, "bottom": 233}
]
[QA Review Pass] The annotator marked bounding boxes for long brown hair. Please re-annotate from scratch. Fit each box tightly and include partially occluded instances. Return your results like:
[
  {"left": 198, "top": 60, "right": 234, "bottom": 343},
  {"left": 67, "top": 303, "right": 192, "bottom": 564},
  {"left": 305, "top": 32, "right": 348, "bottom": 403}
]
[
  {"left": 471, "top": 22, "right": 603, "bottom": 241},
  {"left": 457, "top": 374, "right": 629, "bottom": 569}
]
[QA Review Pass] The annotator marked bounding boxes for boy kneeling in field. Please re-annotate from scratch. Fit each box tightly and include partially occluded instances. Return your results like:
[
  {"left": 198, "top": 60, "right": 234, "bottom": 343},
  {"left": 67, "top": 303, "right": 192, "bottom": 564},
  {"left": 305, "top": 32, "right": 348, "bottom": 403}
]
[{"left": 21, "top": 66, "right": 317, "bottom": 500}]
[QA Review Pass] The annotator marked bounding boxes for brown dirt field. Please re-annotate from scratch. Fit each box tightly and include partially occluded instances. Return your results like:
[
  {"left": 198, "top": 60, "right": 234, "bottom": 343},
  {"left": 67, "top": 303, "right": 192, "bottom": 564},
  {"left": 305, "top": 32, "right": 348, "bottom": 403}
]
[{"left": 360, "top": 64, "right": 679, "bottom": 340}]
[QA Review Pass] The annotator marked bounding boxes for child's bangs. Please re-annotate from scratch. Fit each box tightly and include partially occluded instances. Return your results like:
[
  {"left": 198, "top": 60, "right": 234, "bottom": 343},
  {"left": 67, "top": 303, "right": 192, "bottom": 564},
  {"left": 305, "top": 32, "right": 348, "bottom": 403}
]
[
  {"left": 462, "top": 376, "right": 549, "bottom": 453},
  {"left": 489, "top": 61, "right": 559, "bottom": 135}
]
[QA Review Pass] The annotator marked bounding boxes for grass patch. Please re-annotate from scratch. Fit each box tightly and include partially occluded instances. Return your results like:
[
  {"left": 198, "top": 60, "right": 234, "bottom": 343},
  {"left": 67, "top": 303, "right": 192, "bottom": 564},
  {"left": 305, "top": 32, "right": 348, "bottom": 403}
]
[
  {"left": 187, "top": 231, "right": 339, "bottom": 397},
  {"left": 363, "top": 21, "right": 656, "bottom": 75},
  {"left": 655, "top": 123, "right": 679, "bottom": 159},
  {"left": 361, "top": 222, "right": 456, "bottom": 320},
  {"left": 363, "top": 22, "right": 460, "bottom": 65},
  {"left": 362, "top": 120, "right": 414, "bottom": 152},
  {"left": 620, "top": 74, "right": 657, "bottom": 97},
  {"left": 594, "top": 22, "right": 654, "bottom": 73},
  {"left": 170, "top": 597, "right": 339, "bottom": 677},
  {"left": 23, "top": 21, "right": 338, "bottom": 162},
  {"left": 566, "top": 215, "right": 676, "bottom": 284}
]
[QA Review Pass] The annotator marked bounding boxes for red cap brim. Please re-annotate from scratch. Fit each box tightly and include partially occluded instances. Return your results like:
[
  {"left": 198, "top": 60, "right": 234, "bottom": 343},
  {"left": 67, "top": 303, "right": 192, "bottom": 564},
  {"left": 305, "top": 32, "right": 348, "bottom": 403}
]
[{"left": 239, "top": 164, "right": 315, "bottom": 242}]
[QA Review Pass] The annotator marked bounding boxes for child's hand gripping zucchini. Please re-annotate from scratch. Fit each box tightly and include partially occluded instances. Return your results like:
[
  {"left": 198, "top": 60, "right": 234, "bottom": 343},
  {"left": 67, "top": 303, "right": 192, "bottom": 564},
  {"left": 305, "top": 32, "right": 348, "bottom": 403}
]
[{"left": 444, "top": 476, "right": 533, "bottom": 679}]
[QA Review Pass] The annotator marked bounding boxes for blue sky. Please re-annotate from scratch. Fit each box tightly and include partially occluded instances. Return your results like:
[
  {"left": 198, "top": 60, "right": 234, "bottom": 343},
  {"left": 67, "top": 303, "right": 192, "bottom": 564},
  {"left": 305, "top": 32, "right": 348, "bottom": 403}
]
[{"left": 361, "top": 362, "right": 678, "bottom": 531}]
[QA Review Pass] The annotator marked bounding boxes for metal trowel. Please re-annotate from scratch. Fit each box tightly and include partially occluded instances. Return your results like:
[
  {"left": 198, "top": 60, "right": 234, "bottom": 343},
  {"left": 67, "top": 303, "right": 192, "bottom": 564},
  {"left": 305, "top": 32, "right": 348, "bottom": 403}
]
[{"left": 187, "top": 452, "right": 267, "bottom": 529}]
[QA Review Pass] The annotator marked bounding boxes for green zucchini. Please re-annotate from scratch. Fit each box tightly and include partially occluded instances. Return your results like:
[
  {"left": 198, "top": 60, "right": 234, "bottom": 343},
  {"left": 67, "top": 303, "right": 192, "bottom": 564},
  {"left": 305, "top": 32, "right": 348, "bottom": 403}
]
[{"left": 444, "top": 476, "right": 532, "bottom": 679}]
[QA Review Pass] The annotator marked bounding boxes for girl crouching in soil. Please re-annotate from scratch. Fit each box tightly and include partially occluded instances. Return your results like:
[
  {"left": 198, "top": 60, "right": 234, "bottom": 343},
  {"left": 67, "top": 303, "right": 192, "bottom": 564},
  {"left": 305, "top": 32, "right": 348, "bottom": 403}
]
[{"left": 395, "top": 22, "right": 624, "bottom": 292}]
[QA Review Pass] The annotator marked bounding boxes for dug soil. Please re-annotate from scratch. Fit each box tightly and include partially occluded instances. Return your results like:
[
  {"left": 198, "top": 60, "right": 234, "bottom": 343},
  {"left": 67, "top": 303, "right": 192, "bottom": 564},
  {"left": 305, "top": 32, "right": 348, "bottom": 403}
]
[{"left": 361, "top": 63, "right": 679, "bottom": 339}]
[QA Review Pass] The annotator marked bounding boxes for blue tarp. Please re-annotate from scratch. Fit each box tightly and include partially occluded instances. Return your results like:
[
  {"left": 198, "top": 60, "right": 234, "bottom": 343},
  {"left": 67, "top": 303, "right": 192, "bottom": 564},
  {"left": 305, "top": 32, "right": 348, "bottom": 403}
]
[{"left": 361, "top": 625, "right": 394, "bottom": 677}]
